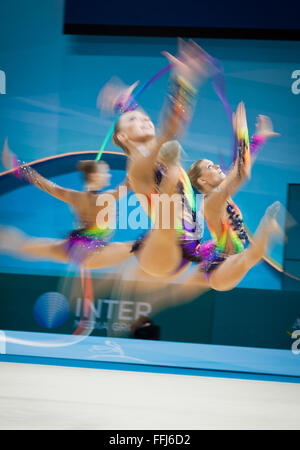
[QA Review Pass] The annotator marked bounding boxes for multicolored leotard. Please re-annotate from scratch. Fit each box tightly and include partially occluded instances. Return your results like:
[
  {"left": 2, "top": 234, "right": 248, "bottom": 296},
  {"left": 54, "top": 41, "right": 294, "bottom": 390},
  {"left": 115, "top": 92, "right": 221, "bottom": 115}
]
[
  {"left": 199, "top": 201, "right": 247, "bottom": 276},
  {"left": 65, "top": 226, "right": 112, "bottom": 264},
  {"left": 131, "top": 163, "right": 204, "bottom": 273},
  {"left": 11, "top": 160, "right": 114, "bottom": 265},
  {"left": 198, "top": 132, "right": 265, "bottom": 276}
]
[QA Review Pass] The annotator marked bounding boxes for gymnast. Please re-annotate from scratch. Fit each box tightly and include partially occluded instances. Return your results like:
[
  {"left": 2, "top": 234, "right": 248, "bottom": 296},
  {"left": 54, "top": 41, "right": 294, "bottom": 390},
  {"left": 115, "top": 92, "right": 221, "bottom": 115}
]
[
  {"left": 110, "top": 110, "right": 282, "bottom": 313},
  {"left": 103, "top": 39, "right": 212, "bottom": 278},
  {"left": 185, "top": 102, "right": 281, "bottom": 292},
  {"left": 120, "top": 107, "right": 282, "bottom": 314},
  {"left": 0, "top": 40, "right": 210, "bottom": 276},
  {"left": 107, "top": 68, "right": 277, "bottom": 286},
  {"left": 0, "top": 149, "right": 133, "bottom": 269}
]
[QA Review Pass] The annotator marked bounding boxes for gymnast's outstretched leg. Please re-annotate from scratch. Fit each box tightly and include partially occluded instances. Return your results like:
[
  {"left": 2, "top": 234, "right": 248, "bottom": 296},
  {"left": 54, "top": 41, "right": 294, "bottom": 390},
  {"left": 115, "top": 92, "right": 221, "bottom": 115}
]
[
  {"left": 84, "top": 242, "right": 133, "bottom": 269},
  {"left": 0, "top": 226, "right": 69, "bottom": 262},
  {"left": 207, "top": 201, "right": 281, "bottom": 291},
  {"left": 0, "top": 226, "right": 133, "bottom": 267},
  {"left": 135, "top": 165, "right": 183, "bottom": 278}
]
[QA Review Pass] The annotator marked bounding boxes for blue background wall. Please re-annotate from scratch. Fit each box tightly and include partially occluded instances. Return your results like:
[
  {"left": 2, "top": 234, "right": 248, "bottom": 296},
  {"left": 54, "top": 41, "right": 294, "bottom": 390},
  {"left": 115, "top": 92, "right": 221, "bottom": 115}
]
[{"left": 0, "top": 0, "right": 300, "bottom": 292}]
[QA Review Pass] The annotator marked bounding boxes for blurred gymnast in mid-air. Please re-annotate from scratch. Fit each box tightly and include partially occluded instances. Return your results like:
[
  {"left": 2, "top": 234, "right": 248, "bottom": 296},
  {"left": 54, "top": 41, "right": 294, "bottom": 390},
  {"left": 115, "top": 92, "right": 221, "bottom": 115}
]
[
  {"left": 103, "top": 47, "right": 282, "bottom": 295},
  {"left": 100, "top": 39, "right": 213, "bottom": 279},
  {"left": 184, "top": 103, "right": 281, "bottom": 292},
  {"left": 111, "top": 104, "right": 283, "bottom": 311},
  {"left": 0, "top": 39, "right": 211, "bottom": 274},
  {"left": 0, "top": 150, "right": 133, "bottom": 269}
]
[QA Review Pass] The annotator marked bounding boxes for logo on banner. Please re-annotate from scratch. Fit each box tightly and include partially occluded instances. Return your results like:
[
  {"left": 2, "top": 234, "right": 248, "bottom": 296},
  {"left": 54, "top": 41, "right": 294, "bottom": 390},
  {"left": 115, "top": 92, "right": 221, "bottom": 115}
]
[
  {"left": 0, "top": 331, "right": 6, "bottom": 355},
  {"left": 33, "top": 292, "right": 70, "bottom": 329},
  {"left": 291, "top": 70, "right": 300, "bottom": 95},
  {"left": 32, "top": 291, "right": 152, "bottom": 334},
  {"left": 74, "top": 297, "right": 152, "bottom": 334},
  {"left": 0, "top": 70, "right": 6, "bottom": 94}
]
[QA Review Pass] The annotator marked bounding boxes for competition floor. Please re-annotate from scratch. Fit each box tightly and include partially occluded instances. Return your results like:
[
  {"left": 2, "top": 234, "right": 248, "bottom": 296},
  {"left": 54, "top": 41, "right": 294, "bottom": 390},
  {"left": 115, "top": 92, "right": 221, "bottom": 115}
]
[
  {"left": 1, "top": 360, "right": 300, "bottom": 430},
  {"left": 1, "top": 330, "right": 300, "bottom": 430}
]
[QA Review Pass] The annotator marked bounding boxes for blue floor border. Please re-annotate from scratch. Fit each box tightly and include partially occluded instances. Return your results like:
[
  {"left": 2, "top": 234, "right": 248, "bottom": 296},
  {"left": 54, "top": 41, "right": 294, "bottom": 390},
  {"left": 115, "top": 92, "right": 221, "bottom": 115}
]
[{"left": 1, "top": 354, "right": 300, "bottom": 384}]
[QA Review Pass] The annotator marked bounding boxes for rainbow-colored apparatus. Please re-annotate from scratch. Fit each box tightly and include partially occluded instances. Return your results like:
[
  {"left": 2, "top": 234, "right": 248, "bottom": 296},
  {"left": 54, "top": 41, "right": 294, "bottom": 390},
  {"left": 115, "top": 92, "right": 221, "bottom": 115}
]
[
  {"left": 202, "top": 121, "right": 250, "bottom": 267},
  {"left": 237, "top": 126, "right": 250, "bottom": 176}
]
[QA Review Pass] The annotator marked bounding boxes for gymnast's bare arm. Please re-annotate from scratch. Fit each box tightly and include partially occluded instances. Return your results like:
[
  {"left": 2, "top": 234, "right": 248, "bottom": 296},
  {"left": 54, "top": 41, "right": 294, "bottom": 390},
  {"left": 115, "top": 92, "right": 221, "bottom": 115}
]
[
  {"left": 17, "top": 163, "right": 80, "bottom": 204},
  {"left": 129, "top": 40, "right": 211, "bottom": 193},
  {"left": 205, "top": 102, "right": 250, "bottom": 214}
]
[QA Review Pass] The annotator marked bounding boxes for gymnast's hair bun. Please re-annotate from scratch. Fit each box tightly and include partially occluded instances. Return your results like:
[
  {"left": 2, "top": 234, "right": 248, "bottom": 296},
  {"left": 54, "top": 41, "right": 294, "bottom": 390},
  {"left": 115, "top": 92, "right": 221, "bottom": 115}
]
[
  {"left": 77, "top": 160, "right": 102, "bottom": 174},
  {"left": 159, "top": 140, "right": 182, "bottom": 165}
]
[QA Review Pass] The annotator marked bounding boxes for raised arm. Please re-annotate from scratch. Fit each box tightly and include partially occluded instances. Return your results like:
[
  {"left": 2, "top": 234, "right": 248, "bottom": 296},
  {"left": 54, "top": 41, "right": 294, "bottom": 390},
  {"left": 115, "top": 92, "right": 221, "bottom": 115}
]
[
  {"left": 232, "top": 114, "right": 279, "bottom": 166},
  {"left": 251, "top": 114, "right": 280, "bottom": 159},
  {"left": 16, "top": 163, "right": 79, "bottom": 204},
  {"left": 128, "top": 41, "right": 212, "bottom": 193},
  {"left": 2, "top": 140, "right": 79, "bottom": 204},
  {"left": 205, "top": 102, "right": 250, "bottom": 211},
  {"left": 150, "top": 40, "right": 211, "bottom": 164},
  {"left": 206, "top": 110, "right": 280, "bottom": 214}
]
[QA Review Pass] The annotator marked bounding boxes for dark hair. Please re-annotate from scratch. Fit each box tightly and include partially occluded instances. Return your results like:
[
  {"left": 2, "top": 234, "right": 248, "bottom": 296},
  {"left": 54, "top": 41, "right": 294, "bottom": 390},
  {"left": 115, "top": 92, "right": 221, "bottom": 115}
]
[
  {"left": 188, "top": 159, "right": 204, "bottom": 192},
  {"left": 112, "top": 116, "right": 130, "bottom": 156},
  {"left": 77, "top": 160, "right": 106, "bottom": 181},
  {"left": 130, "top": 316, "right": 160, "bottom": 340}
]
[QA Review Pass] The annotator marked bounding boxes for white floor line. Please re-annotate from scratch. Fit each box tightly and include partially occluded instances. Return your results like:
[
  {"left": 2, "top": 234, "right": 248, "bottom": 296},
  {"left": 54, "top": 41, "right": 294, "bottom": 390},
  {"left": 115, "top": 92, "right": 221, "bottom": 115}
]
[{"left": 0, "top": 362, "right": 299, "bottom": 430}]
